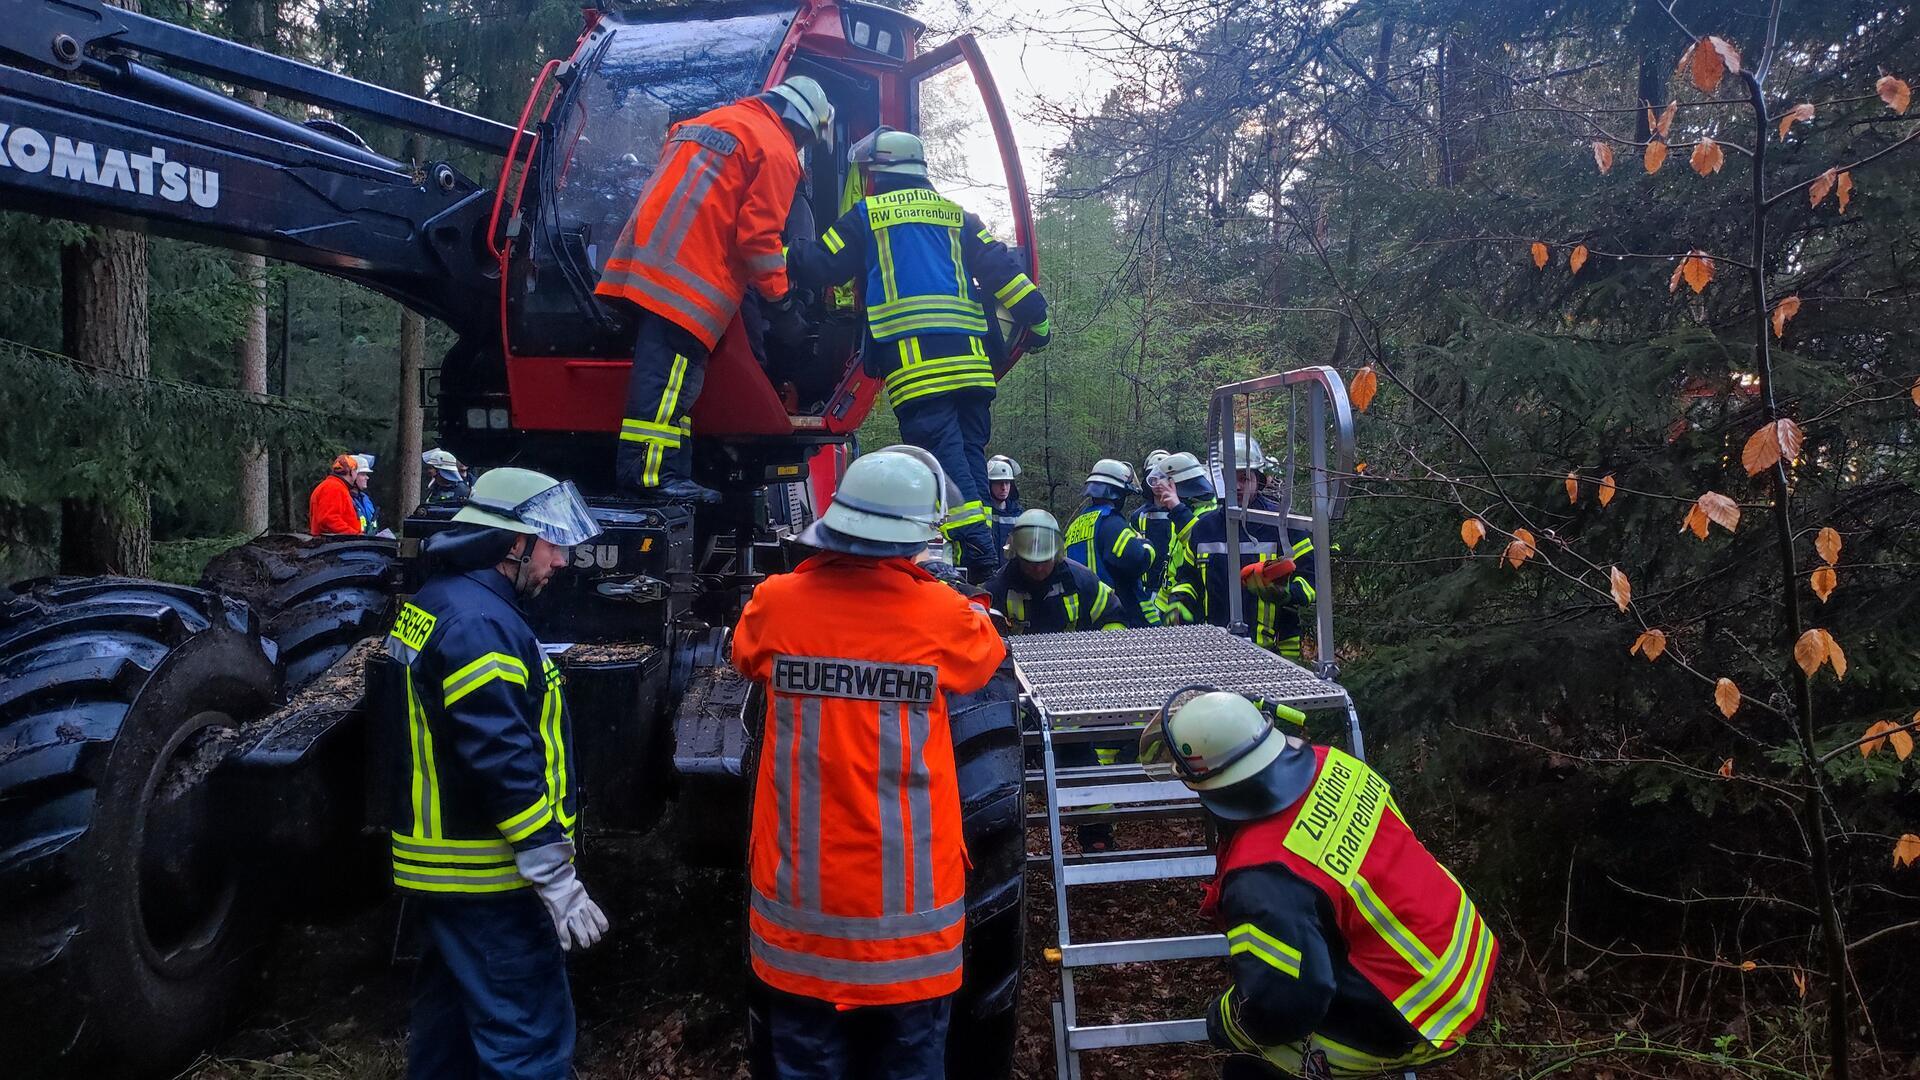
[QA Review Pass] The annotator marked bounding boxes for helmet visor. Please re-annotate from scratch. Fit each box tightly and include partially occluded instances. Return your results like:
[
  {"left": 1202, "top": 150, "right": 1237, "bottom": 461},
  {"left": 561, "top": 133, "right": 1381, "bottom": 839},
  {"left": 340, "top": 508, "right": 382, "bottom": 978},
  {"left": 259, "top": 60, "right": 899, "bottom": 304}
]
[
  {"left": 472, "top": 480, "right": 601, "bottom": 547},
  {"left": 1009, "top": 524, "right": 1060, "bottom": 562}
]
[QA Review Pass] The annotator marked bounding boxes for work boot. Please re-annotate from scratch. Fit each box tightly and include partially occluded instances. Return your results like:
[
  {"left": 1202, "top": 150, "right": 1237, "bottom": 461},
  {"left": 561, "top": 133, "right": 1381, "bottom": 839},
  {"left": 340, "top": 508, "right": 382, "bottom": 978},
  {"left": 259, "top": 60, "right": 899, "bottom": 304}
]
[
  {"left": 650, "top": 478, "right": 722, "bottom": 505},
  {"left": 1076, "top": 822, "right": 1114, "bottom": 853}
]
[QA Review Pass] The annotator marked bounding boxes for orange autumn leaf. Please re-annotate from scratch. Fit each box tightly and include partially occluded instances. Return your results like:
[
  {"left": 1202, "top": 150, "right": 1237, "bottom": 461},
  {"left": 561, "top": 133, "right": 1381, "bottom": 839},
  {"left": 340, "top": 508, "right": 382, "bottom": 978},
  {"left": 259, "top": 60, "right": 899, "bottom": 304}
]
[
  {"left": 1893, "top": 833, "right": 1920, "bottom": 869},
  {"left": 1673, "top": 41, "right": 1695, "bottom": 80},
  {"left": 1689, "top": 37, "right": 1725, "bottom": 92},
  {"left": 1878, "top": 75, "right": 1912, "bottom": 115},
  {"left": 1860, "top": 719, "right": 1894, "bottom": 758},
  {"left": 1825, "top": 631, "right": 1848, "bottom": 679},
  {"left": 1350, "top": 365, "right": 1379, "bottom": 412},
  {"left": 1742, "top": 418, "right": 1804, "bottom": 476},
  {"left": 1771, "top": 295, "right": 1801, "bottom": 338},
  {"left": 1592, "top": 141, "right": 1614, "bottom": 174},
  {"left": 1718, "top": 758, "right": 1735, "bottom": 778},
  {"left": 1697, "top": 491, "right": 1740, "bottom": 533},
  {"left": 1706, "top": 37, "right": 1742, "bottom": 78},
  {"left": 1461, "top": 518, "right": 1486, "bottom": 550},
  {"left": 1681, "top": 251, "right": 1714, "bottom": 294},
  {"left": 1609, "top": 566, "right": 1632, "bottom": 612},
  {"left": 1631, "top": 628, "right": 1667, "bottom": 661},
  {"left": 1810, "top": 167, "right": 1837, "bottom": 208},
  {"left": 1681, "top": 503, "right": 1710, "bottom": 540},
  {"left": 1891, "top": 720, "right": 1914, "bottom": 761},
  {"left": 1690, "top": 137, "right": 1725, "bottom": 175},
  {"left": 1811, "top": 565, "right": 1837, "bottom": 603},
  {"left": 1793, "top": 970, "right": 1808, "bottom": 999},
  {"left": 1715, "top": 678, "right": 1741, "bottom": 718},
  {"left": 1777, "top": 102, "right": 1814, "bottom": 140},
  {"left": 1531, "top": 242, "right": 1549, "bottom": 269},
  {"left": 1816, "top": 526, "right": 1842, "bottom": 565},
  {"left": 1598, "top": 473, "right": 1617, "bottom": 506},
  {"left": 1912, "top": 377, "right": 1920, "bottom": 409},
  {"left": 1739, "top": 959, "right": 1757, "bottom": 972},
  {"left": 1645, "top": 139, "right": 1669, "bottom": 174},
  {"left": 1570, "top": 244, "right": 1589, "bottom": 275},
  {"left": 1656, "top": 100, "right": 1678, "bottom": 138},
  {"left": 1565, "top": 472, "right": 1579, "bottom": 504},
  {"left": 1795, "top": 628, "right": 1847, "bottom": 679},
  {"left": 1837, "top": 171, "right": 1853, "bottom": 213},
  {"left": 1504, "top": 527, "right": 1537, "bottom": 569}
]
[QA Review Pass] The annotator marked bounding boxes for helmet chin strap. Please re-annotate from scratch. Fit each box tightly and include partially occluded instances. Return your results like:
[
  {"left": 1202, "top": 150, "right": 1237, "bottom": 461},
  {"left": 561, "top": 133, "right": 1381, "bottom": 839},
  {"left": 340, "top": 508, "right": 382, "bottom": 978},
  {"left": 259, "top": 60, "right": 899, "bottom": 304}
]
[{"left": 506, "top": 536, "right": 540, "bottom": 598}]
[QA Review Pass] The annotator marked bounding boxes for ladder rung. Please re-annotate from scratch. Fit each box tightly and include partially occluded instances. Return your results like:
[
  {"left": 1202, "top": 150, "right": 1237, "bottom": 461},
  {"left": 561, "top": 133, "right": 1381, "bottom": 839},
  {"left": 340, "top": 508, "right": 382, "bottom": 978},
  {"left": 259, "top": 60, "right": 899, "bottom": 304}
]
[
  {"left": 1057, "top": 780, "right": 1196, "bottom": 809},
  {"left": 1027, "top": 763, "right": 1150, "bottom": 783},
  {"left": 1023, "top": 724, "right": 1149, "bottom": 745},
  {"left": 1031, "top": 844, "right": 1211, "bottom": 868},
  {"left": 1028, "top": 803, "right": 1204, "bottom": 826},
  {"left": 1064, "top": 854, "right": 1215, "bottom": 885},
  {"left": 1067, "top": 1018, "right": 1209, "bottom": 1050},
  {"left": 1061, "top": 934, "right": 1226, "bottom": 967}
]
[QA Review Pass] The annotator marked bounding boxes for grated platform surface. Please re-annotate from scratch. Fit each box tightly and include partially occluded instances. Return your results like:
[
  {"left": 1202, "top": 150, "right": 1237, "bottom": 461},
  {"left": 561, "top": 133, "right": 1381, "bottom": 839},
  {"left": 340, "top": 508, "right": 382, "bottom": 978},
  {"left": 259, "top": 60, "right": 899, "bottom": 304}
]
[{"left": 1008, "top": 624, "right": 1347, "bottom": 719}]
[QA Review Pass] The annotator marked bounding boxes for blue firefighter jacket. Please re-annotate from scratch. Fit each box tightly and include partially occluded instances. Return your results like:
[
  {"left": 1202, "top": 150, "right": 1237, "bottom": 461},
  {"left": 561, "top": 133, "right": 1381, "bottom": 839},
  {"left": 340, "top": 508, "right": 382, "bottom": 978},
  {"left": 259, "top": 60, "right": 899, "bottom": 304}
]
[
  {"left": 1160, "top": 495, "right": 1317, "bottom": 657},
  {"left": 1064, "top": 504, "right": 1155, "bottom": 627},
  {"left": 984, "top": 557, "right": 1128, "bottom": 635}
]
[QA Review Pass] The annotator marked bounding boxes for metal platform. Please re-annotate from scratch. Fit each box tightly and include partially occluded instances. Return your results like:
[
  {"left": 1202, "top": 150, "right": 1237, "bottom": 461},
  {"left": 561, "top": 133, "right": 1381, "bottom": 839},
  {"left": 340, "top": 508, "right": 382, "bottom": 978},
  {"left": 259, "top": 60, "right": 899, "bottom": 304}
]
[{"left": 1010, "top": 623, "right": 1348, "bottom": 719}]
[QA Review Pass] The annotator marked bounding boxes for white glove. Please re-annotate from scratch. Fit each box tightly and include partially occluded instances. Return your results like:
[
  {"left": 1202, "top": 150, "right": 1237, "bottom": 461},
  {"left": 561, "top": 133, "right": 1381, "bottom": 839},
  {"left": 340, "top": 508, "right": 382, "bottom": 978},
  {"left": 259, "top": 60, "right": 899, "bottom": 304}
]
[{"left": 514, "top": 842, "right": 609, "bottom": 952}]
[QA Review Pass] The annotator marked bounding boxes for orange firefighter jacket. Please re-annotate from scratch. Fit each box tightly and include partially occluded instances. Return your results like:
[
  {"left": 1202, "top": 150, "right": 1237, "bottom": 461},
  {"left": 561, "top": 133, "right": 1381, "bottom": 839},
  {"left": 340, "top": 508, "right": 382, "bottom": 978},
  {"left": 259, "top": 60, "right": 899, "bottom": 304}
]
[
  {"left": 308, "top": 473, "right": 360, "bottom": 536},
  {"left": 732, "top": 553, "right": 1006, "bottom": 1005},
  {"left": 594, "top": 96, "right": 800, "bottom": 349}
]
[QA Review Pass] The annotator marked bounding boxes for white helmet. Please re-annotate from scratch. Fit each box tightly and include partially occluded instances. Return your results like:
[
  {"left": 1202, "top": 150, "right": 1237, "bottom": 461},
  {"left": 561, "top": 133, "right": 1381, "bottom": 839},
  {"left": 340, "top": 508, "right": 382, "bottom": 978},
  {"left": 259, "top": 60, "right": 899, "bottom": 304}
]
[
  {"left": 799, "top": 449, "right": 945, "bottom": 555},
  {"left": 987, "top": 455, "right": 1021, "bottom": 482},
  {"left": 453, "top": 467, "right": 602, "bottom": 547},
  {"left": 849, "top": 126, "right": 927, "bottom": 179},
  {"left": 767, "top": 75, "right": 834, "bottom": 149},
  {"left": 1138, "top": 690, "right": 1313, "bottom": 821},
  {"left": 422, "top": 448, "right": 462, "bottom": 481},
  {"left": 1144, "top": 449, "right": 1170, "bottom": 474},
  {"left": 1160, "top": 451, "right": 1214, "bottom": 500},
  {"left": 1006, "top": 509, "right": 1063, "bottom": 563},
  {"left": 1223, "top": 432, "right": 1267, "bottom": 473},
  {"left": 1084, "top": 458, "right": 1134, "bottom": 499},
  {"left": 353, "top": 453, "right": 376, "bottom": 476}
]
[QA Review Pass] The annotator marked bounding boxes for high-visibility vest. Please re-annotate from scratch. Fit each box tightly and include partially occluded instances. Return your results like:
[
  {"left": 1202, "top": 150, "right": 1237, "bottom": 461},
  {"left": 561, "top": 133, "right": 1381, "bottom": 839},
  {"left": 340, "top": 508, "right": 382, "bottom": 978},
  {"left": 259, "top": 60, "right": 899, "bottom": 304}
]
[
  {"left": 594, "top": 96, "right": 800, "bottom": 349},
  {"left": 731, "top": 553, "right": 1006, "bottom": 1005},
  {"left": 1209, "top": 746, "right": 1498, "bottom": 1054},
  {"left": 853, "top": 188, "right": 990, "bottom": 342}
]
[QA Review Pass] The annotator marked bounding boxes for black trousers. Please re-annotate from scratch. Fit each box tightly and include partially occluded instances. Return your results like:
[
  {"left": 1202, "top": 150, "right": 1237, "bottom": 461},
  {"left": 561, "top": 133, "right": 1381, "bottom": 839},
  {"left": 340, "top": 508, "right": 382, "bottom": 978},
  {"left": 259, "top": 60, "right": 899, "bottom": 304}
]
[
  {"left": 618, "top": 310, "right": 711, "bottom": 491},
  {"left": 895, "top": 388, "right": 998, "bottom": 573},
  {"left": 751, "top": 987, "right": 952, "bottom": 1080},
  {"left": 407, "top": 893, "right": 574, "bottom": 1080}
]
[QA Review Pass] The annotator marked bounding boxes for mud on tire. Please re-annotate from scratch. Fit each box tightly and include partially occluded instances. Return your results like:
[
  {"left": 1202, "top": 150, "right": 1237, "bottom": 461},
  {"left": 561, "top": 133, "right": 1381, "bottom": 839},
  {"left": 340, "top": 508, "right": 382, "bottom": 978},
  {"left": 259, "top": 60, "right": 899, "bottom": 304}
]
[
  {"left": 947, "top": 655, "right": 1026, "bottom": 1079},
  {"left": 200, "top": 533, "right": 396, "bottom": 692},
  {"left": 0, "top": 578, "right": 280, "bottom": 1076}
]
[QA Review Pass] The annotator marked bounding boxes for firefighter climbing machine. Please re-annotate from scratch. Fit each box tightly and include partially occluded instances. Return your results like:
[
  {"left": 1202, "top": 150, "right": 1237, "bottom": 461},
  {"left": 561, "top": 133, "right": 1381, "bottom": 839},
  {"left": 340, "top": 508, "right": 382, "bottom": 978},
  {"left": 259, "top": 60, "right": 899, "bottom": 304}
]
[{"left": 1007, "top": 368, "right": 1404, "bottom": 1079}]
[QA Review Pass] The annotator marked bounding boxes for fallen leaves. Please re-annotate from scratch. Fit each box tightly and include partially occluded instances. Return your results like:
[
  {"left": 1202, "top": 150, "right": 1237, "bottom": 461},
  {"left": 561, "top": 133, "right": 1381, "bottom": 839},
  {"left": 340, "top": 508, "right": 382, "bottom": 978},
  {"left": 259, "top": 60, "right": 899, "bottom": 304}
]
[
  {"left": 1350, "top": 365, "right": 1378, "bottom": 412},
  {"left": 1836, "top": 171, "right": 1853, "bottom": 213},
  {"left": 1670, "top": 251, "right": 1713, "bottom": 294},
  {"left": 1682, "top": 492, "right": 1740, "bottom": 539},
  {"left": 1741, "top": 418, "right": 1803, "bottom": 476},
  {"left": 1598, "top": 474, "right": 1617, "bottom": 506},
  {"left": 1593, "top": 141, "right": 1614, "bottom": 174},
  {"left": 1631, "top": 628, "right": 1667, "bottom": 661},
  {"left": 1777, "top": 102, "right": 1814, "bottom": 140},
  {"left": 1879, "top": 74, "right": 1912, "bottom": 115},
  {"left": 1770, "top": 295, "right": 1801, "bottom": 338},
  {"left": 1793, "top": 628, "right": 1847, "bottom": 679},
  {"left": 1810, "top": 167, "right": 1837, "bottom": 208},
  {"left": 1531, "top": 241, "right": 1550, "bottom": 269},
  {"left": 1811, "top": 565, "right": 1837, "bottom": 603},
  {"left": 1505, "top": 527, "right": 1537, "bottom": 569},
  {"left": 1690, "top": 137, "right": 1725, "bottom": 176},
  {"left": 1715, "top": 678, "right": 1741, "bottom": 718},
  {"left": 1645, "top": 139, "right": 1669, "bottom": 174},
  {"left": 1718, "top": 758, "right": 1736, "bottom": 779},
  {"left": 1570, "top": 244, "right": 1589, "bottom": 275},
  {"left": 1860, "top": 717, "right": 1915, "bottom": 760},
  {"left": 1894, "top": 834, "right": 1920, "bottom": 870},
  {"left": 1461, "top": 518, "right": 1486, "bottom": 550},
  {"left": 1565, "top": 472, "right": 1579, "bottom": 504},
  {"left": 1816, "top": 526, "right": 1842, "bottom": 566}
]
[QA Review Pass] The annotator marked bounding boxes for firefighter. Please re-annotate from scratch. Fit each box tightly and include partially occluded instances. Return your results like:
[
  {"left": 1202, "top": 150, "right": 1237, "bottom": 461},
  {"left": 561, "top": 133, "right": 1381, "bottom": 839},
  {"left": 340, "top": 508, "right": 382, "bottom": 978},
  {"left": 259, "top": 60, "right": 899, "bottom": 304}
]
[
  {"left": 384, "top": 467, "right": 610, "bottom": 1080},
  {"left": 731, "top": 448, "right": 1005, "bottom": 1080},
  {"left": 983, "top": 510, "right": 1128, "bottom": 635},
  {"left": 1141, "top": 451, "right": 1216, "bottom": 612},
  {"left": 351, "top": 454, "right": 381, "bottom": 534},
  {"left": 987, "top": 454, "right": 1023, "bottom": 552},
  {"left": 1132, "top": 449, "right": 1175, "bottom": 585},
  {"left": 1064, "top": 459, "right": 1157, "bottom": 626},
  {"left": 423, "top": 448, "right": 471, "bottom": 505},
  {"left": 308, "top": 453, "right": 362, "bottom": 536},
  {"left": 1139, "top": 690, "right": 1497, "bottom": 1078},
  {"left": 595, "top": 76, "right": 835, "bottom": 505},
  {"left": 787, "top": 128, "right": 1050, "bottom": 578},
  {"left": 1160, "top": 436, "right": 1317, "bottom": 660}
]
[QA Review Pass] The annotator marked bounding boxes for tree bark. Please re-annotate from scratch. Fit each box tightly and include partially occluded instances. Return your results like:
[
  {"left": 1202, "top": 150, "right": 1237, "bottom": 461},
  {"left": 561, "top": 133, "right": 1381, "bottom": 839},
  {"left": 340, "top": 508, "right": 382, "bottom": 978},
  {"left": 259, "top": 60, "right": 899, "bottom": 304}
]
[
  {"left": 394, "top": 5, "right": 427, "bottom": 520},
  {"left": 59, "top": 211, "right": 151, "bottom": 576},
  {"left": 233, "top": 0, "right": 272, "bottom": 534}
]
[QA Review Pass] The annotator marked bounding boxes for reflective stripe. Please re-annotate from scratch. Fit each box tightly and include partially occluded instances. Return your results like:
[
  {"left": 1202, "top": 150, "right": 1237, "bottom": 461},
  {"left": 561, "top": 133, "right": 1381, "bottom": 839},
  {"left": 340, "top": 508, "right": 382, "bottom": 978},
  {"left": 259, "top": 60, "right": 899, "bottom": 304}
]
[
  {"left": 995, "top": 275, "right": 1037, "bottom": 308},
  {"left": 1007, "top": 590, "right": 1026, "bottom": 626},
  {"left": 1228, "top": 922, "right": 1304, "bottom": 977},
  {"left": 1196, "top": 541, "right": 1279, "bottom": 555},
  {"left": 876, "top": 227, "right": 899, "bottom": 302},
  {"left": 497, "top": 796, "right": 552, "bottom": 843},
  {"left": 751, "top": 936, "right": 962, "bottom": 986},
  {"left": 597, "top": 265, "right": 727, "bottom": 342},
  {"left": 1396, "top": 893, "right": 1476, "bottom": 1017},
  {"left": 649, "top": 149, "right": 720, "bottom": 258},
  {"left": 443, "top": 652, "right": 529, "bottom": 706},
  {"left": 906, "top": 703, "right": 935, "bottom": 911},
  {"left": 1063, "top": 594, "right": 1081, "bottom": 626},
  {"left": 773, "top": 693, "right": 796, "bottom": 904},
  {"left": 394, "top": 865, "right": 528, "bottom": 893},
  {"left": 1292, "top": 537, "right": 1314, "bottom": 558},
  {"left": 405, "top": 670, "right": 441, "bottom": 838},
  {"left": 668, "top": 123, "right": 740, "bottom": 155},
  {"left": 878, "top": 702, "right": 906, "bottom": 915},
  {"left": 1421, "top": 916, "right": 1496, "bottom": 1045},
  {"left": 622, "top": 417, "right": 683, "bottom": 439},
  {"left": 752, "top": 891, "right": 964, "bottom": 940},
  {"left": 950, "top": 228, "right": 968, "bottom": 299},
  {"left": 1351, "top": 875, "right": 1439, "bottom": 968},
  {"left": 392, "top": 833, "right": 515, "bottom": 863},
  {"left": 822, "top": 227, "right": 846, "bottom": 254},
  {"left": 542, "top": 661, "right": 574, "bottom": 830},
  {"left": 643, "top": 441, "right": 667, "bottom": 488},
  {"left": 745, "top": 250, "right": 787, "bottom": 276},
  {"left": 797, "top": 695, "right": 823, "bottom": 911}
]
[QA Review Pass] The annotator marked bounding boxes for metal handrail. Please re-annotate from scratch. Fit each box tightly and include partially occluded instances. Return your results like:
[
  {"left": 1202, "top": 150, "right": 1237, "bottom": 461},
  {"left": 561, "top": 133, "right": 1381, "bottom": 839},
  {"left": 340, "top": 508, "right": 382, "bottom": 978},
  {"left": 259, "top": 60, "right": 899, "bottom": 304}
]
[{"left": 1202, "top": 365, "right": 1357, "bottom": 681}]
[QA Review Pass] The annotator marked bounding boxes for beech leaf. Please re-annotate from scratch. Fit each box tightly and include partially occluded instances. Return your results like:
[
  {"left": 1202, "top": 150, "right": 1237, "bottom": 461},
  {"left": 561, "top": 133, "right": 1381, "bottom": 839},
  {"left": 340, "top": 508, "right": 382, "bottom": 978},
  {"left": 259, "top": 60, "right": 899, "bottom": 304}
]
[
  {"left": 1504, "top": 527, "right": 1537, "bottom": 569},
  {"left": 1810, "top": 167, "right": 1837, "bottom": 208},
  {"left": 1777, "top": 102, "right": 1814, "bottom": 140},
  {"left": 1793, "top": 970, "right": 1808, "bottom": 999},
  {"left": 1742, "top": 418, "right": 1802, "bottom": 476},
  {"left": 1810, "top": 565, "right": 1837, "bottom": 603},
  {"left": 1570, "top": 244, "right": 1589, "bottom": 275},
  {"left": 1592, "top": 141, "right": 1614, "bottom": 174},
  {"left": 1690, "top": 137, "right": 1725, "bottom": 176},
  {"left": 1350, "top": 365, "right": 1379, "bottom": 412},
  {"left": 1836, "top": 171, "right": 1853, "bottom": 213},
  {"left": 1770, "top": 296, "right": 1801, "bottom": 338},
  {"left": 1911, "top": 377, "right": 1920, "bottom": 409},
  {"left": 1598, "top": 473, "right": 1617, "bottom": 506},
  {"left": 1690, "top": 37, "right": 1725, "bottom": 92},
  {"left": 1739, "top": 959, "right": 1757, "bottom": 972},
  {"left": 1794, "top": 629, "right": 1827, "bottom": 676},
  {"left": 1891, "top": 723, "right": 1915, "bottom": 761},
  {"left": 1698, "top": 491, "right": 1740, "bottom": 533},
  {"left": 1893, "top": 833, "right": 1920, "bottom": 870},
  {"left": 1878, "top": 75, "right": 1912, "bottom": 115},
  {"left": 1718, "top": 758, "right": 1735, "bottom": 778},
  {"left": 1823, "top": 630, "right": 1847, "bottom": 680},
  {"left": 1609, "top": 566, "right": 1631, "bottom": 612},
  {"left": 1531, "top": 241, "right": 1549, "bottom": 270},
  {"left": 1645, "top": 139, "right": 1668, "bottom": 174},
  {"left": 1715, "top": 678, "right": 1740, "bottom": 718},
  {"left": 1631, "top": 628, "right": 1667, "bottom": 661},
  {"left": 1565, "top": 472, "right": 1579, "bottom": 504},
  {"left": 1681, "top": 251, "right": 1713, "bottom": 294},
  {"left": 1461, "top": 518, "right": 1486, "bottom": 550},
  {"left": 1657, "top": 100, "right": 1678, "bottom": 138},
  {"left": 1860, "top": 720, "right": 1893, "bottom": 758},
  {"left": 1816, "top": 526, "right": 1842, "bottom": 566},
  {"left": 1681, "top": 503, "right": 1710, "bottom": 540},
  {"left": 1706, "top": 37, "right": 1742, "bottom": 78}
]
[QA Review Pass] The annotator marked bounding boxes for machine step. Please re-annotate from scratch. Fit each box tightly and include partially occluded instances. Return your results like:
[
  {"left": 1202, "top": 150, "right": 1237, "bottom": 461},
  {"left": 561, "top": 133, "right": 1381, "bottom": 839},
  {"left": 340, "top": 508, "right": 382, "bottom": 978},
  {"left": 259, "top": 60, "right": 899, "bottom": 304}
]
[
  {"left": 1063, "top": 854, "right": 1216, "bottom": 885},
  {"left": 1061, "top": 934, "right": 1227, "bottom": 967},
  {"left": 1066, "top": 1018, "right": 1210, "bottom": 1051}
]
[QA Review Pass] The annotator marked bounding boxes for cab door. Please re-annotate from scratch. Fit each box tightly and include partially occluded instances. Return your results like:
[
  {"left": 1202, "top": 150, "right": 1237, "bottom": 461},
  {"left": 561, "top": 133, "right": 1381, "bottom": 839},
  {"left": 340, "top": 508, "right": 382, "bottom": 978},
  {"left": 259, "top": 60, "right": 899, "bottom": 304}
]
[{"left": 900, "top": 35, "right": 1039, "bottom": 372}]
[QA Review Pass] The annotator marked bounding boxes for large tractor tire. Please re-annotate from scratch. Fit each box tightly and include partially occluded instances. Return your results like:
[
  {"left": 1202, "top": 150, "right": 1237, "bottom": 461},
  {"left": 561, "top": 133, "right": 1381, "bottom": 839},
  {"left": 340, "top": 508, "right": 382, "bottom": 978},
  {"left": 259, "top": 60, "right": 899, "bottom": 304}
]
[
  {"left": 946, "top": 655, "right": 1027, "bottom": 1079},
  {"left": 0, "top": 578, "right": 280, "bottom": 1075},
  {"left": 200, "top": 533, "right": 396, "bottom": 692}
]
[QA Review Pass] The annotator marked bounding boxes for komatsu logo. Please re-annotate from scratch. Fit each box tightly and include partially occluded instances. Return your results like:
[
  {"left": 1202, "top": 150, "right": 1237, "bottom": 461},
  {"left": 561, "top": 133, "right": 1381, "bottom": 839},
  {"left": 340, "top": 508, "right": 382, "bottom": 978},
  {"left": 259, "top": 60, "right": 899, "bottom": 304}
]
[{"left": 0, "top": 123, "right": 219, "bottom": 208}]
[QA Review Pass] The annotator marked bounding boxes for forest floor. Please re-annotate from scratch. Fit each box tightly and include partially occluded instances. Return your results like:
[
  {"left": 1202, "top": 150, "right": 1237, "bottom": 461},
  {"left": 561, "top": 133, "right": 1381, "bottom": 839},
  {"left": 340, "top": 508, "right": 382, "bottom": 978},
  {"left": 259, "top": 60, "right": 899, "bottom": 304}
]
[{"left": 180, "top": 810, "right": 1912, "bottom": 1080}]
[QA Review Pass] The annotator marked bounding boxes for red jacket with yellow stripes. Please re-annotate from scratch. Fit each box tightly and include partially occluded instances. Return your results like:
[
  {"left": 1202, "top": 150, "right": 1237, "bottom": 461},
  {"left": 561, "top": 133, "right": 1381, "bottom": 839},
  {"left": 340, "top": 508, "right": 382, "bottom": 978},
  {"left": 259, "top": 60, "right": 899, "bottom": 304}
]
[
  {"left": 732, "top": 554, "right": 1005, "bottom": 1005},
  {"left": 595, "top": 96, "right": 801, "bottom": 349}
]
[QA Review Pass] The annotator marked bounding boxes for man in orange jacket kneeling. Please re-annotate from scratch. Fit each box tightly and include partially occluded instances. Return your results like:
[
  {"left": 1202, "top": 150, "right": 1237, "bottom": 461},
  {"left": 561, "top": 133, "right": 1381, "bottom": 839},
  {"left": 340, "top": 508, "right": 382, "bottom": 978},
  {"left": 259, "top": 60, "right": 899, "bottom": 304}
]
[{"left": 732, "top": 447, "right": 1005, "bottom": 1079}]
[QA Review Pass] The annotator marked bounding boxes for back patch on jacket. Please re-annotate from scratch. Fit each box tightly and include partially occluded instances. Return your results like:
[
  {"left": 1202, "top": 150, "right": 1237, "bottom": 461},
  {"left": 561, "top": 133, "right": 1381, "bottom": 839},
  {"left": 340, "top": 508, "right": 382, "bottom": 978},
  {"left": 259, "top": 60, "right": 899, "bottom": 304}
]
[
  {"left": 773, "top": 655, "right": 937, "bottom": 703},
  {"left": 386, "top": 601, "right": 437, "bottom": 665}
]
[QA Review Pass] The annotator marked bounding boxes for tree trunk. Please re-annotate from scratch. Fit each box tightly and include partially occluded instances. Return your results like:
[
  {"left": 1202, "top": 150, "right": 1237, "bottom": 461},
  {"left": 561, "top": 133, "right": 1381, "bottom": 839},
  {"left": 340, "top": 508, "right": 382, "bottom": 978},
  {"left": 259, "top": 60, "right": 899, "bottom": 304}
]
[
  {"left": 232, "top": 0, "right": 272, "bottom": 534},
  {"left": 394, "top": 7, "right": 427, "bottom": 521},
  {"left": 59, "top": 216, "right": 151, "bottom": 577}
]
